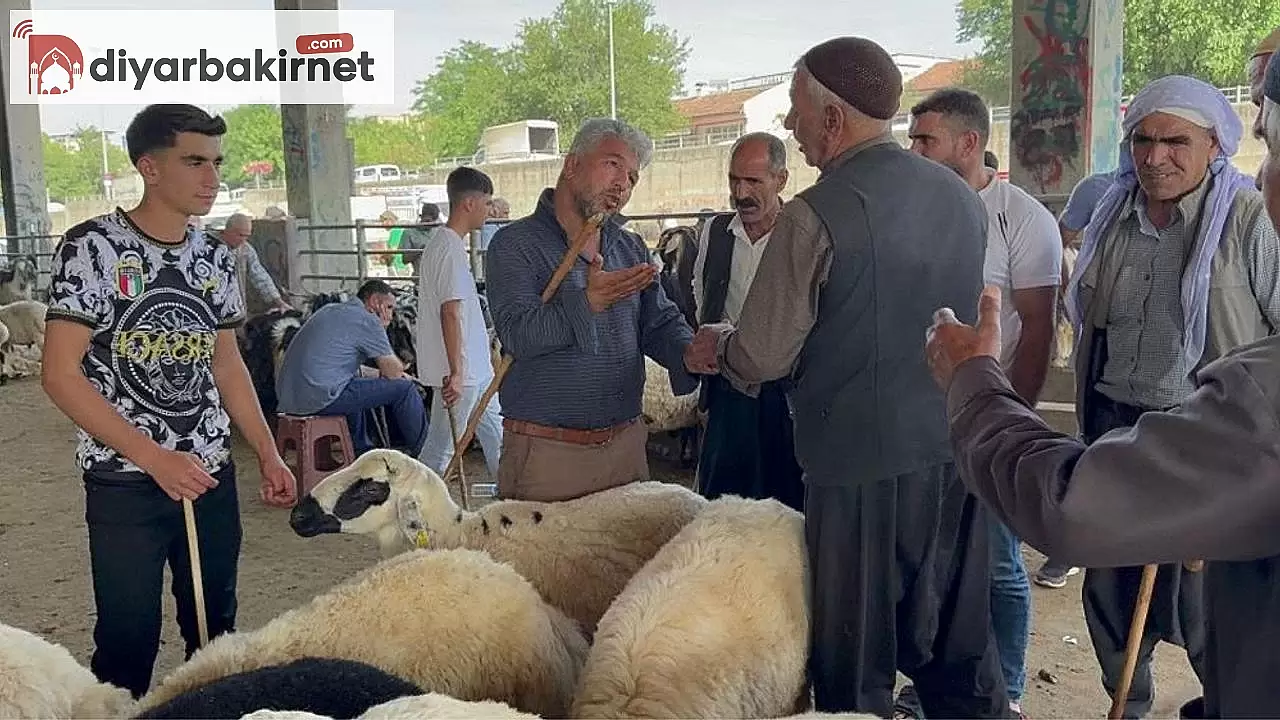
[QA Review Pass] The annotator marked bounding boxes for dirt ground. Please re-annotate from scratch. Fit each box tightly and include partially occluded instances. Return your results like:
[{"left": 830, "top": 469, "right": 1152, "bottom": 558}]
[{"left": 0, "top": 375, "right": 1200, "bottom": 718}]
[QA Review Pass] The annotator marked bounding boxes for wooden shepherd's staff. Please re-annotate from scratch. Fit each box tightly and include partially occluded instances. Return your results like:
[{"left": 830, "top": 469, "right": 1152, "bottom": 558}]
[
  {"left": 441, "top": 212, "right": 606, "bottom": 484},
  {"left": 181, "top": 497, "right": 209, "bottom": 648},
  {"left": 1109, "top": 559, "right": 1204, "bottom": 719}
]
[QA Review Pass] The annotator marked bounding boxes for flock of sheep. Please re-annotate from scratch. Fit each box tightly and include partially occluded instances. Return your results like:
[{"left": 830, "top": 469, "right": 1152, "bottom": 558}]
[{"left": 2, "top": 450, "right": 873, "bottom": 720}]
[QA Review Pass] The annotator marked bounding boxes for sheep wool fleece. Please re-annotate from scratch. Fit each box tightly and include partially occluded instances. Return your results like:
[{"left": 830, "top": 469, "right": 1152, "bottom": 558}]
[{"left": 134, "top": 549, "right": 589, "bottom": 720}]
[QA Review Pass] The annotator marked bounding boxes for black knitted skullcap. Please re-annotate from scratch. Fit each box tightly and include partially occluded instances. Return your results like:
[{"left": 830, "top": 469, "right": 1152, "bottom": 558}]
[{"left": 800, "top": 37, "right": 903, "bottom": 120}]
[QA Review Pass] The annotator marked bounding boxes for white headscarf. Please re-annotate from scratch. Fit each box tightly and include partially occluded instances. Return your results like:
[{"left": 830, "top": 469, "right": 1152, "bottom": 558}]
[{"left": 1065, "top": 75, "right": 1257, "bottom": 370}]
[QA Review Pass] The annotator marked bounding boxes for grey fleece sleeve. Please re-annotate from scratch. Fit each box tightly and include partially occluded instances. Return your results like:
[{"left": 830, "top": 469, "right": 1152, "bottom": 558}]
[{"left": 945, "top": 340, "right": 1280, "bottom": 567}]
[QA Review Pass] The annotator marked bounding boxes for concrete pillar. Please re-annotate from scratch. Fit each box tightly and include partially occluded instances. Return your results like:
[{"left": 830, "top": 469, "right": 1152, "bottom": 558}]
[
  {"left": 274, "top": 0, "right": 354, "bottom": 292},
  {"left": 0, "top": 0, "right": 52, "bottom": 253},
  {"left": 1009, "top": 0, "right": 1124, "bottom": 199}
]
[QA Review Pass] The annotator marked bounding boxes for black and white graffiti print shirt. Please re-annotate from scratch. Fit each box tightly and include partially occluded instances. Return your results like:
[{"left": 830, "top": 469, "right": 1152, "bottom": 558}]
[{"left": 47, "top": 209, "right": 245, "bottom": 477}]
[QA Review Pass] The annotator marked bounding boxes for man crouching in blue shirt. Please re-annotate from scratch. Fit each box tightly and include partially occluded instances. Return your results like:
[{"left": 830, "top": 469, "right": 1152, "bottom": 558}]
[
  {"left": 276, "top": 280, "right": 427, "bottom": 456},
  {"left": 485, "top": 118, "right": 710, "bottom": 501}
]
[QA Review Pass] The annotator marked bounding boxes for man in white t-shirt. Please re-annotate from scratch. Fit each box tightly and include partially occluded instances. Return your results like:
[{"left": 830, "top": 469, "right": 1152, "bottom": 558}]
[
  {"left": 909, "top": 87, "right": 1062, "bottom": 719},
  {"left": 416, "top": 167, "right": 502, "bottom": 478}
]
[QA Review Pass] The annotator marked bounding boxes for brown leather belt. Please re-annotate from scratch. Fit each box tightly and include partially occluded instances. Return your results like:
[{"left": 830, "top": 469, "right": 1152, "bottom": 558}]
[{"left": 503, "top": 417, "right": 637, "bottom": 446}]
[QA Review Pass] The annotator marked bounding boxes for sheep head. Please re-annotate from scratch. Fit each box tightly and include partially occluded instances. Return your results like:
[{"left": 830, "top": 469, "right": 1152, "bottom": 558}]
[{"left": 288, "top": 448, "right": 458, "bottom": 557}]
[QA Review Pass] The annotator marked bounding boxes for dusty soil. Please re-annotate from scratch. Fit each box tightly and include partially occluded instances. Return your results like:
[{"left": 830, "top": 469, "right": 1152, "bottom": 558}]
[{"left": 0, "top": 375, "right": 1199, "bottom": 717}]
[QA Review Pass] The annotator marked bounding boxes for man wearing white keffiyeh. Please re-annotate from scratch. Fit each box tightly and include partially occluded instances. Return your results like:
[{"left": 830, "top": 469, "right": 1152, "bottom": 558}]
[{"left": 1062, "top": 74, "right": 1280, "bottom": 718}]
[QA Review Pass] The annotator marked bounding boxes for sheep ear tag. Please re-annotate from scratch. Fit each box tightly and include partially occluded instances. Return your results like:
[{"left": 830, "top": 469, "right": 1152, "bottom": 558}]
[{"left": 396, "top": 496, "right": 429, "bottom": 549}]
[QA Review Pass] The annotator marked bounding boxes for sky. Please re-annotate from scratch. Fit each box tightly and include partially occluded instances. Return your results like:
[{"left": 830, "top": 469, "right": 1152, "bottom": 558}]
[{"left": 28, "top": 0, "right": 976, "bottom": 135}]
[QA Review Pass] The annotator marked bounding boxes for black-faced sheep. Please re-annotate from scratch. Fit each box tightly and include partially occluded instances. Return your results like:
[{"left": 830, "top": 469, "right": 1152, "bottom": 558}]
[
  {"left": 133, "top": 657, "right": 422, "bottom": 720},
  {"left": 571, "top": 496, "right": 809, "bottom": 719},
  {"left": 288, "top": 449, "right": 707, "bottom": 635},
  {"left": 0, "top": 620, "right": 135, "bottom": 720},
  {"left": 133, "top": 549, "right": 588, "bottom": 720}
]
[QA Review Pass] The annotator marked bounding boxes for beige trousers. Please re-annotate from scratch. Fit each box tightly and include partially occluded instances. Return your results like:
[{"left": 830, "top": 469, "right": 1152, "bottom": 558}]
[{"left": 496, "top": 420, "right": 649, "bottom": 502}]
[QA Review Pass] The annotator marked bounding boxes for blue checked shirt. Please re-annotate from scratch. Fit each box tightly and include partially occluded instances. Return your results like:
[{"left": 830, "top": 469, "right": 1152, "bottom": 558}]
[{"left": 484, "top": 188, "right": 697, "bottom": 430}]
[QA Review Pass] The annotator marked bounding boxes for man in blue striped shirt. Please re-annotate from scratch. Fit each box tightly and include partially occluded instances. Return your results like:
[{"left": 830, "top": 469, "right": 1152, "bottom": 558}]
[{"left": 485, "top": 118, "right": 707, "bottom": 501}]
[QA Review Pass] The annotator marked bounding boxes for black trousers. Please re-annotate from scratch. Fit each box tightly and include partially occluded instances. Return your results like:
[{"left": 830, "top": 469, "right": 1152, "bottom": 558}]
[
  {"left": 85, "top": 463, "right": 242, "bottom": 698},
  {"left": 696, "top": 376, "right": 804, "bottom": 512},
  {"left": 1081, "top": 394, "right": 1206, "bottom": 718},
  {"left": 806, "top": 464, "right": 1009, "bottom": 718}
]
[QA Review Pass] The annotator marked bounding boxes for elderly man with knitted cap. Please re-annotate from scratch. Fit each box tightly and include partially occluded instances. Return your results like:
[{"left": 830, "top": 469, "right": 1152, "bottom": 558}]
[
  {"left": 691, "top": 37, "right": 1009, "bottom": 717},
  {"left": 1052, "top": 75, "right": 1280, "bottom": 718},
  {"left": 926, "top": 56, "right": 1280, "bottom": 718}
]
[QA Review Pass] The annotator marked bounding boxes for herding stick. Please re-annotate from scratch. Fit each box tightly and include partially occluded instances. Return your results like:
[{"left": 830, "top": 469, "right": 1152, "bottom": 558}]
[
  {"left": 1109, "top": 563, "right": 1158, "bottom": 719},
  {"left": 181, "top": 497, "right": 209, "bottom": 648},
  {"left": 441, "top": 213, "right": 606, "bottom": 483}
]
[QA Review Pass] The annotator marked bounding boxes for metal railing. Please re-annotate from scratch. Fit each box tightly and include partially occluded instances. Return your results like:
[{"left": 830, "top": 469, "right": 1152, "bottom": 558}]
[
  {"left": 2, "top": 233, "right": 63, "bottom": 285},
  {"left": 291, "top": 211, "right": 719, "bottom": 293}
]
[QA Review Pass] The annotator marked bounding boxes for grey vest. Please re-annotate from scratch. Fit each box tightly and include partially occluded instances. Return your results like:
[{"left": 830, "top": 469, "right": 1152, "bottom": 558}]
[{"left": 792, "top": 141, "right": 988, "bottom": 485}]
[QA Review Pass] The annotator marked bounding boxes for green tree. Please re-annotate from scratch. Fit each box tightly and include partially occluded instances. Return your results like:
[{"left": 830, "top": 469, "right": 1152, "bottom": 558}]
[
  {"left": 955, "top": 0, "right": 1280, "bottom": 105},
  {"left": 348, "top": 114, "right": 443, "bottom": 170},
  {"left": 411, "top": 42, "right": 518, "bottom": 158},
  {"left": 410, "top": 0, "right": 690, "bottom": 158},
  {"left": 220, "top": 104, "right": 285, "bottom": 186},
  {"left": 42, "top": 127, "right": 132, "bottom": 202},
  {"left": 507, "top": 0, "right": 689, "bottom": 146}
]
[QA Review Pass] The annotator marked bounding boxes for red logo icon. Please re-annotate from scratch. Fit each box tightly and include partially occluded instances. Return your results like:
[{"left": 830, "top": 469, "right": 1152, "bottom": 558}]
[{"left": 12, "top": 19, "right": 84, "bottom": 95}]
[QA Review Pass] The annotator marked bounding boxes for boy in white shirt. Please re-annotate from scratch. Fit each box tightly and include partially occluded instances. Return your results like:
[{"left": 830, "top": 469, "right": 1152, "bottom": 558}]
[{"left": 416, "top": 167, "right": 503, "bottom": 477}]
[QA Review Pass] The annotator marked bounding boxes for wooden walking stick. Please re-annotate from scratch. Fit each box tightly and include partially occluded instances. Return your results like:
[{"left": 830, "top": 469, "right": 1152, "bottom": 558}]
[
  {"left": 1109, "top": 563, "right": 1158, "bottom": 719},
  {"left": 441, "top": 212, "right": 606, "bottom": 483},
  {"left": 181, "top": 497, "right": 209, "bottom": 648},
  {"left": 446, "top": 403, "right": 471, "bottom": 510}
]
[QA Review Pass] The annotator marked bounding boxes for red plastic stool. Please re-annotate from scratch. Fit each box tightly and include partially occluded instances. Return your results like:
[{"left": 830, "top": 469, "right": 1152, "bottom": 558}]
[{"left": 275, "top": 414, "right": 356, "bottom": 499}]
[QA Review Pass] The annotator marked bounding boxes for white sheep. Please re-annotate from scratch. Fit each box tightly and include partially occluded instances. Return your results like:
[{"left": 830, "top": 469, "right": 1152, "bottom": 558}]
[
  {"left": 238, "top": 693, "right": 540, "bottom": 720},
  {"left": 359, "top": 693, "right": 542, "bottom": 719},
  {"left": 289, "top": 449, "right": 707, "bottom": 635},
  {"left": 0, "top": 317, "right": 10, "bottom": 383},
  {"left": 571, "top": 496, "right": 810, "bottom": 719},
  {"left": 0, "top": 621, "right": 135, "bottom": 720},
  {"left": 0, "top": 300, "right": 47, "bottom": 351},
  {"left": 134, "top": 548, "right": 589, "bottom": 720},
  {"left": 238, "top": 696, "right": 877, "bottom": 720},
  {"left": 641, "top": 356, "right": 699, "bottom": 432}
]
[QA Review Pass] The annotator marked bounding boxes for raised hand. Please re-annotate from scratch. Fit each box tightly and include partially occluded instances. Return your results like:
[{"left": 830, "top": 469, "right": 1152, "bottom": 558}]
[
  {"left": 925, "top": 285, "right": 1003, "bottom": 391},
  {"left": 585, "top": 254, "right": 657, "bottom": 313}
]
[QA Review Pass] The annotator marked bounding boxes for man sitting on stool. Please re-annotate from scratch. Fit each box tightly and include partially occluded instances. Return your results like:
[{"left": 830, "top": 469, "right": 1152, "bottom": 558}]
[{"left": 276, "top": 279, "right": 427, "bottom": 455}]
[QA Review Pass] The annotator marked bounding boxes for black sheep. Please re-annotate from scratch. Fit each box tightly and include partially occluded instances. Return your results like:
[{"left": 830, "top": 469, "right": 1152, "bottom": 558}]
[{"left": 134, "top": 657, "right": 421, "bottom": 720}]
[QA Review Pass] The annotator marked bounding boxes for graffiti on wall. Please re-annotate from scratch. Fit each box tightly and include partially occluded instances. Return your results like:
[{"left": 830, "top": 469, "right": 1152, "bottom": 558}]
[{"left": 1010, "top": 0, "right": 1092, "bottom": 194}]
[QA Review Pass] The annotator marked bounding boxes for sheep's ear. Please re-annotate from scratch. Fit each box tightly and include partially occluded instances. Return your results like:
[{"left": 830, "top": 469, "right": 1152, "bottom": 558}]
[{"left": 396, "top": 495, "right": 430, "bottom": 549}]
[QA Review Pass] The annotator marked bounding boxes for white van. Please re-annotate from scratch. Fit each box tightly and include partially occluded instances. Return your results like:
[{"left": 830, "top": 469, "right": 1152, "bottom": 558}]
[{"left": 354, "top": 164, "right": 402, "bottom": 184}]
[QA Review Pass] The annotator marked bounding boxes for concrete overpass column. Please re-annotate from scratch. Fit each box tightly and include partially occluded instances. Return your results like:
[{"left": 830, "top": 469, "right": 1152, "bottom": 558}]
[
  {"left": 1009, "top": 0, "right": 1124, "bottom": 200},
  {"left": 0, "top": 0, "right": 52, "bottom": 252},
  {"left": 274, "top": 0, "right": 354, "bottom": 293}
]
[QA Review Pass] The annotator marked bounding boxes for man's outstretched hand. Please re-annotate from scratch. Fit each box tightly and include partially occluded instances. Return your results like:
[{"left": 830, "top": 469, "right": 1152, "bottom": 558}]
[{"left": 926, "top": 285, "right": 1003, "bottom": 391}]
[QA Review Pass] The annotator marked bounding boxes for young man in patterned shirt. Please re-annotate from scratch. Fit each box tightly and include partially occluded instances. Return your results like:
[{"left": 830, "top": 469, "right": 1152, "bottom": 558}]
[{"left": 41, "top": 104, "right": 296, "bottom": 698}]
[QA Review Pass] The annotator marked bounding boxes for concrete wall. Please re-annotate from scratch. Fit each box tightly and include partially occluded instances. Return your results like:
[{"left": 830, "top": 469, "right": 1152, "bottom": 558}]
[
  {"left": 37, "top": 101, "right": 1266, "bottom": 236},
  {"left": 413, "top": 101, "right": 1265, "bottom": 220}
]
